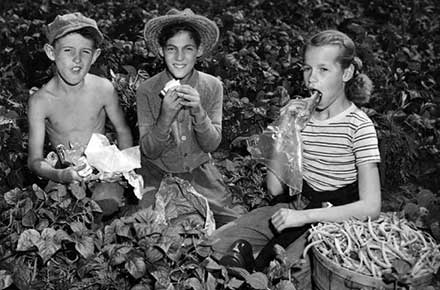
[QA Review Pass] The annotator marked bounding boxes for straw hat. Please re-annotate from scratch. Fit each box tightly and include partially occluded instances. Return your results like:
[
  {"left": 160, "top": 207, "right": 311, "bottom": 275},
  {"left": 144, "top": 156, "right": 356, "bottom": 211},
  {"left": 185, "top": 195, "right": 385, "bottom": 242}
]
[{"left": 144, "top": 8, "right": 219, "bottom": 58}]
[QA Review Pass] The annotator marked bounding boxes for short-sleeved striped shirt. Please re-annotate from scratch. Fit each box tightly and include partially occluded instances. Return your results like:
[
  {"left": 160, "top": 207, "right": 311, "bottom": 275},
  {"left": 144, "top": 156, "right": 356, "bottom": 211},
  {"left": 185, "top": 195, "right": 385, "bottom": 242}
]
[{"left": 302, "top": 103, "right": 381, "bottom": 192}]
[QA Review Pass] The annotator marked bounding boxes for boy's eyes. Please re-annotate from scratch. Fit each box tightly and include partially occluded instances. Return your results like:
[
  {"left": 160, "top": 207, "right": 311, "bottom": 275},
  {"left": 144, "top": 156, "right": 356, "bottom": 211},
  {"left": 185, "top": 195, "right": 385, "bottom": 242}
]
[
  {"left": 61, "top": 48, "right": 92, "bottom": 54},
  {"left": 302, "top": 66, "right": 328, "bottom": 72},
  {"left": 164, "top": 46, "right": 196, "bottom": 52}
]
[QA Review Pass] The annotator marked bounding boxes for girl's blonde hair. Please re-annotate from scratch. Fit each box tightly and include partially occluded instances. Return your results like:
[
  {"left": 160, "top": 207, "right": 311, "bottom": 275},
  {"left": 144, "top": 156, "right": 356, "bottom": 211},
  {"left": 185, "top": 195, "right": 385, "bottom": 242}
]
[{"left": 304, "top": 30, "right": 373, "bottom": 105}]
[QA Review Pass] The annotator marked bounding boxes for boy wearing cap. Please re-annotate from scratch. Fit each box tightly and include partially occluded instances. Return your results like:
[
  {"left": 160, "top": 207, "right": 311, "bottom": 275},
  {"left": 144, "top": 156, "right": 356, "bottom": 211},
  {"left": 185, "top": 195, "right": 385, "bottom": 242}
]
[
  {"left": 27, "top": 12, "right": 133, "bottom": 217},
  {"left": 136, "top": 8, "right": 240, "bottom": 227}
]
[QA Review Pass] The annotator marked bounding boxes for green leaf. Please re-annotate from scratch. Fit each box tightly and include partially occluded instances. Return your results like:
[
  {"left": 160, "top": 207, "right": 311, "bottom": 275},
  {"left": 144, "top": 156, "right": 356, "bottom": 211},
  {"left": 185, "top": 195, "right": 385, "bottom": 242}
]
[
  {"left": 21, "top": 209, "right": 37, "bottom": 227},
  {"left": 245, "top": 272, "right": 268, "bottom": 289},
  {"left": 48, "top": 184, "right": 68, "bottom": 201},
  {"left": 88, "top": 199, "right": 103, "bottom": 213},
  {"left": 125, "top": 253, "right": 147, "bottom": 279},
  {"left": 34, "top": 228, "right": 64, "bottom": 263},
  {"left": 69, "top": 183, "right": 86, "bottom": 200},
  {"left": 226, "top": 277, "right": 244, "bottom": 289},
  {"left": 202, "top": 257, "right": 223, "bottom": 271},
  {"left": 32, "top": 184, "right": 47, "bottom": 200},
  {"left": 133, "top": 222, "right": 155, "bottom": 238},
  {"left": 4, "top": 187, "right": 22, "bottom": 205},
  {"left": 144, "top": 246, "right": 164, "bottom": 263},
  {"left": 37, "top": 208, "right": 56, "bottom": 222},
  {"left": 403, "top": 202, "right": 419, "bottom": 222},
  {"left": 115, "top": 219, "right": 132, "bottom": 238},
  {"left": 70, "top": 221, "right": 88, "bottom": 234},
  {"left": 16, "top": 229, "right": 40, "bottom": 251},
  {"left": 58, "top": 198, "right": 71, "bottom": 208},
  {"left": 227, "top": 267, "right": 250, "bottom": 279},
  {"left": 75, "top": 235, "right": 94, "bottom": 259},
  {"left": 183, "top": 277, "right": 203, "bottom": 290},
  {"left": 205, "top": 272, "right": 217, "bottom": 290},
  {"left": 274, "top": 280, "right": 297, "bottom": 290},
  {"left": 110, "top": 245, "right": 131, "bottom": 266},
  {"left": 0, "top": 270, "right": 13, "bottom": 289},
  {"left": 195, "top": 243, "right": 212, "bottom": 258},
  {"left": 152, "top": 267, "right": 173, "bottom": 290},
  {"left": 36, "top": 218, "right": 50, "bottom": 231},
  {"left": 104, "top": 221, "right": 118, "bottom": 245},
  {"left": 21, "top": 198, "right": 33, "bottom": 214}
]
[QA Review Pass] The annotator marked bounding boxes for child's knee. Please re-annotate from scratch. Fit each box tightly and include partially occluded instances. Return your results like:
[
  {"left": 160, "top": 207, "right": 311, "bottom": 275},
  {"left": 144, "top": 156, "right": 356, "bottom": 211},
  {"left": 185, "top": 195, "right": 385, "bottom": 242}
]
[{"left": 91, "top": 182, "right": 124, "bottom": 205}]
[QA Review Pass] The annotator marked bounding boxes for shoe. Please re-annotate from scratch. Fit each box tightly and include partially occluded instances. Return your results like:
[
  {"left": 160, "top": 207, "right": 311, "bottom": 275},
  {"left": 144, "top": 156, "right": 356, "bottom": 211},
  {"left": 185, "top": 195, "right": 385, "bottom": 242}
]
[{"left": 219, "top": 239, "right": 255, "bottom": 272}]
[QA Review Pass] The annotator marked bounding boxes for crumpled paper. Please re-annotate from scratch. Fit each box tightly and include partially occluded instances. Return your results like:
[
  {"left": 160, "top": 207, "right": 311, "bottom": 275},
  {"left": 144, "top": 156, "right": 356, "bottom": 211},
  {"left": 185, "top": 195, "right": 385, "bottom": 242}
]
[
  {"left": 84, "top": 133, "right": 144, "bottom": 199},
  {"left": 154, "top": 176, "right": 216, "bottom": 235},
  {"left": 85, "top": 133, "right": 140, "bottom": 172}
]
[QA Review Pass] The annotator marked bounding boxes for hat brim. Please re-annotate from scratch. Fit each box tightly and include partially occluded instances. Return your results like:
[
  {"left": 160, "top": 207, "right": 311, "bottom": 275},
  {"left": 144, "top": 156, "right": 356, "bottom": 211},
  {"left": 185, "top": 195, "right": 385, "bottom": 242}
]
[{"left": 144, "top": 14, "right": 219, "bottom": 58}]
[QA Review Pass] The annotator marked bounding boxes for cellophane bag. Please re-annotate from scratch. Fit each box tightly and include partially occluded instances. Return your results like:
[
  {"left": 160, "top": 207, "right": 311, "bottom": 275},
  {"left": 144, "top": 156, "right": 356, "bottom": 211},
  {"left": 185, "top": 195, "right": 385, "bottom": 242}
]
[{"left": 247, "top": 90, "right": 321, "bottom": 195}]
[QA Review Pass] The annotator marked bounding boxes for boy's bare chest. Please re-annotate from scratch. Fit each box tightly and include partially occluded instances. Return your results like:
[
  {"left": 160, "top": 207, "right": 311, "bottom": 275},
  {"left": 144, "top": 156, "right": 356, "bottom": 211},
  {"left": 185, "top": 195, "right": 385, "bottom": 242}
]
[{"left": 47, "top": 96, "right": 105, "bottom": 130}]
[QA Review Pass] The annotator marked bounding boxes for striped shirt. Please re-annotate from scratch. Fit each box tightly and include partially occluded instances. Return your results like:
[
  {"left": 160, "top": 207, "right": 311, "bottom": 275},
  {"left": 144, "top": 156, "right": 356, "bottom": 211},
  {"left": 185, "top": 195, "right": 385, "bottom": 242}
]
[{"left": 302, "top": 103, "right": 381, "bottom": 192}]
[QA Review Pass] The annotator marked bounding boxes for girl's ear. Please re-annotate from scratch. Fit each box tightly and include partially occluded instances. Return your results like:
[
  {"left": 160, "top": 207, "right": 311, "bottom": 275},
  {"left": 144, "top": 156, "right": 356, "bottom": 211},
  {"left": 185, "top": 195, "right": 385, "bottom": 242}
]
[
  {"left": 343, "top": 63, "right": 355, "bottom": 82},
  {"left": 44, "top": 43, "right": 55, "bottom": 61},
  {"left": 159, "top": 47, "right": 164, "bottom": 57}
]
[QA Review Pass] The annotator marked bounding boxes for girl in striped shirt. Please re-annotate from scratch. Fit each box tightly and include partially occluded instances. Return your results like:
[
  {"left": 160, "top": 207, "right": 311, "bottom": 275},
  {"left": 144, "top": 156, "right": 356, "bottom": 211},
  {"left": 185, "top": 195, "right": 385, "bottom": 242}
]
[{"left": 212, "top": 29, "right": 381, "bottom": 272}]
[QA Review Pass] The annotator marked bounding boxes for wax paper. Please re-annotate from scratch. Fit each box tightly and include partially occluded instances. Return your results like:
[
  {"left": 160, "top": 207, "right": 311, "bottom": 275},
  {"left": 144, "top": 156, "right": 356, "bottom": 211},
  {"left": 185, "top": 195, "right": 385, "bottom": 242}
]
[{"left": 247, "top": 91, "right": 321, "bottom": 195}]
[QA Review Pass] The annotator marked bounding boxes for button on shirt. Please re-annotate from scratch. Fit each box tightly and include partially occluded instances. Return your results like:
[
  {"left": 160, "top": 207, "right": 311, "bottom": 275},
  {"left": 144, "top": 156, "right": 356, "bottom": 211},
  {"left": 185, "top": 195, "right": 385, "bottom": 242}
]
[{"left": 136, "top": 69, "right": 223, "bottom": 173}]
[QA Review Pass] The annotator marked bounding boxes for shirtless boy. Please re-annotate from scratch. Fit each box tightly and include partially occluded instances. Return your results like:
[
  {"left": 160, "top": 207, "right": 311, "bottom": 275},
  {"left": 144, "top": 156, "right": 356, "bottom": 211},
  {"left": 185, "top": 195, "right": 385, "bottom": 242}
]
[{"left": 27, "top": 12, "right": 133, "bottom": 216}]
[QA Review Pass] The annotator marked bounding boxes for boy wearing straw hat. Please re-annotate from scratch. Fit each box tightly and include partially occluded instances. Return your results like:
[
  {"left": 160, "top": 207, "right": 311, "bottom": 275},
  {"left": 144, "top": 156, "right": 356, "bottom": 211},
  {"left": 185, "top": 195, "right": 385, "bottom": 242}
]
[{"left": 136, "top": 8, "right": 240, "bottom": 227}]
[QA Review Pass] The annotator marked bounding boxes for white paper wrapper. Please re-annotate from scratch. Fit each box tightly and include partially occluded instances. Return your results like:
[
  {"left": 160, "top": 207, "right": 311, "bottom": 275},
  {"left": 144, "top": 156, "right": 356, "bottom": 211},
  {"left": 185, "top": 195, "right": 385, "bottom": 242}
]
[
  {"left": 85, "top": 133, "right": 140, "bottom": 173},
  {"left": 160, "top": 79, "right": 180, "bottom": 96},
  {"left": 84, "top": 133, "right": 144, "bottom": 199}
]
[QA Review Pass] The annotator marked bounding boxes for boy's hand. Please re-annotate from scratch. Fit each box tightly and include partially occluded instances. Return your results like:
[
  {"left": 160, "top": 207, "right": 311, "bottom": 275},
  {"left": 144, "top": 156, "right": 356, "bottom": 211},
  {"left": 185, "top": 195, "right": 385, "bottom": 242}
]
[
  {"left": 60, "top": 167, "right": 83, "bottom": 183},
  {"left": 98, "top": 171, "right": 123, "bottom": 183},
  {"left": 160, "top": 87, "right": 183, "bottom": 123},
  {"left": 175, "top": 85, "right": 202, "bottom": 116}
]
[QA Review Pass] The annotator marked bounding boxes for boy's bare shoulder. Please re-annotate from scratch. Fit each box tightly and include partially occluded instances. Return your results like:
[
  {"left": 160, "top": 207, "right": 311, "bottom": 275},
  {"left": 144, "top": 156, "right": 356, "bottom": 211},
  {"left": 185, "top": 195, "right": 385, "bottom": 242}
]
[
  {"left": 87, "top": 73, "right": 114, "bottom": 91},
  {"left": 28, "top": 79, "right": 56, "bottom": 107}
]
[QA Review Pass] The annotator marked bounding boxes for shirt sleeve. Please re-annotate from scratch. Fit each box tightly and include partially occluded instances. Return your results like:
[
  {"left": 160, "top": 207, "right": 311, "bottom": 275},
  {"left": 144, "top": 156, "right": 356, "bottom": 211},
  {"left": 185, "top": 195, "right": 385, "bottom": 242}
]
[
  {"left": 136, "top": 82, "right": 172, "bottom": 160},
  {"left": 192, "top": 77, "right": 223, "bottom": 152},
  {"left": 353, "top": 120, "right": 381, "bottom": 166}
]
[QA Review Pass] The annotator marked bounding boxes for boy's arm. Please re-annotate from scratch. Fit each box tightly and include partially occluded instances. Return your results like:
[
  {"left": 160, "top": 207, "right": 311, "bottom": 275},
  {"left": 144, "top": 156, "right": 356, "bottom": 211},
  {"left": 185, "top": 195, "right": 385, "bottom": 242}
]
[
  {"left": 271, "top": 162, "right": 381, "bottom": 232},
  {"left": 27, "top": 93, "right": 82, "bottom": 183},
  {"left": 136, "top": 83, "right": 172, "bottom": 159},
  {"left": 190, "top": 80, "right": 223, "bottom": 152},
  {"left": 104, "top": 82, "right": 133, "bottom": 150}
]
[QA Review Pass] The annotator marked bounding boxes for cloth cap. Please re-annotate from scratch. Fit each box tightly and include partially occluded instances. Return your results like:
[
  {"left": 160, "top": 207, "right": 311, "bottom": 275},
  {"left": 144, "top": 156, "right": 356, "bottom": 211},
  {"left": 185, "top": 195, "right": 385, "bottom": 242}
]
[
  {"left": 143, "top": 8, "right": 219, "bottom": 58},
  {"left": 46, "top": 12, "right": 103, "bottom": 45}
]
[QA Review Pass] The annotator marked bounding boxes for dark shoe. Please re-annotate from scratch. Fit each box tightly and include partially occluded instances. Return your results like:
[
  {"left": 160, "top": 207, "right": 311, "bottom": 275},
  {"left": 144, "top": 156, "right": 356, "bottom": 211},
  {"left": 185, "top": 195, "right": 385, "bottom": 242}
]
[{"left": 219, "top": 239, "right": 255, "bottom": 272}]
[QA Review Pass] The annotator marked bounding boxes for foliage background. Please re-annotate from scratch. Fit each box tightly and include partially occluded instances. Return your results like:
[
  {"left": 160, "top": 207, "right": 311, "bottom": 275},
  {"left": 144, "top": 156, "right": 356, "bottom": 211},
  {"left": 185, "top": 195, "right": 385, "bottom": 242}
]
[{"left": 0, "top": 0, "right": 439, "bottom": 289}]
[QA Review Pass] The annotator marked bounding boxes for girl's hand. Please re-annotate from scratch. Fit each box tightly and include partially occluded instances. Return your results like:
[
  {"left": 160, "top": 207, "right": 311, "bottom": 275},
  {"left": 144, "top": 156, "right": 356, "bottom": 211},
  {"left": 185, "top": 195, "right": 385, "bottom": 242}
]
[
  {"left": 175, "top": 85, "right": 202, "bottom": 115},
  {"left": 271, "top": 208, "right": 307, "bottom": 232}
]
